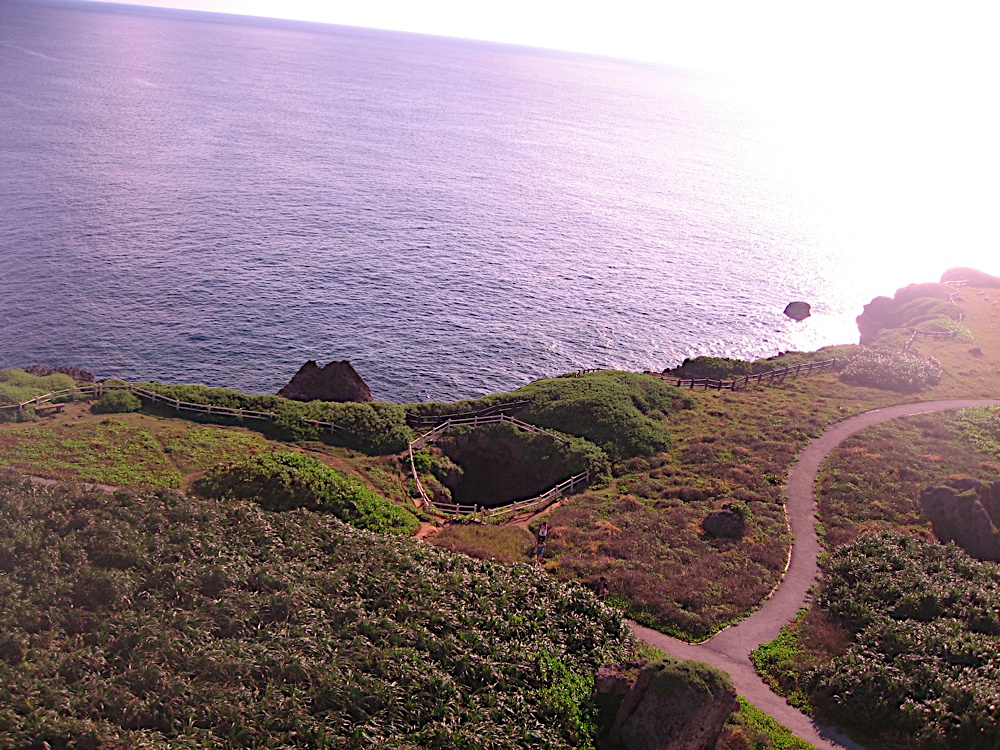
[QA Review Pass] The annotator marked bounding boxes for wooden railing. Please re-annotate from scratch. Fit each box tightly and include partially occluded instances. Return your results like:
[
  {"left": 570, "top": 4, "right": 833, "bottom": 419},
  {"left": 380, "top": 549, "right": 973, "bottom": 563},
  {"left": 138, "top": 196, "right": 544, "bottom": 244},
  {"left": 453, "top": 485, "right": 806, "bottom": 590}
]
[
  {"left": 644, "top": 358, "right": 841, "bottom": 392},
  {"left": 0, "top": 382, "right": 344, "bottom": 432},
  {"left": 409, "top": 413, "right": 567, "bottom": 451},
  {"left": 407, "top": 415, "right": 586, "bottom": 519},
  {"left": 903, "top": 291, "right": 966, "bottom": 352},
  {"left": 406, "top": 399, "right": 531, "bottom": 429}
]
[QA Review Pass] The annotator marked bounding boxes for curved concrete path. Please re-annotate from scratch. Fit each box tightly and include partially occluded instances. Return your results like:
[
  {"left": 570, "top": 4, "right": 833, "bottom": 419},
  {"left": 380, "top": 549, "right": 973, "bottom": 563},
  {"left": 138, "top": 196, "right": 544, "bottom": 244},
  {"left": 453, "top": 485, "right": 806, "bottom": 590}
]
[{"left": 632, "top": 399, "right": 1000, "bottom": 750}]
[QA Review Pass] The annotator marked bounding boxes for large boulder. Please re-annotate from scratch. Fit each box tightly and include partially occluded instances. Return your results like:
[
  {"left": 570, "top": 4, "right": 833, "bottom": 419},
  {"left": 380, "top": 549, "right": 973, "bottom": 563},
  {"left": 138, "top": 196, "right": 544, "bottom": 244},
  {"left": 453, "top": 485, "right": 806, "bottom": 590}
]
[
  {"left": 598, "top": 658, "right": 737, "bottom": 750},
  {"left": 783, "top": 301, "right": 811, "bottom": 321},
  {"left": 277, "top": 360, "right": 373, "bottom": 403},
  {"left": 919, "top": 478, "right": 1000, "bottom": 562}
]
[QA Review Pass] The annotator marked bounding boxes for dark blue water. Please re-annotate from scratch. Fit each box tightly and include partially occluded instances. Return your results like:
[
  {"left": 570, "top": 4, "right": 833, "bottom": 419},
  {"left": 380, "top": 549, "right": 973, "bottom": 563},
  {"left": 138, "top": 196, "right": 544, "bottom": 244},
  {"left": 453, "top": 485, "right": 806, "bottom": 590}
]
[{"left": 0, "top": 0, "right": 930, "bottom": 402}]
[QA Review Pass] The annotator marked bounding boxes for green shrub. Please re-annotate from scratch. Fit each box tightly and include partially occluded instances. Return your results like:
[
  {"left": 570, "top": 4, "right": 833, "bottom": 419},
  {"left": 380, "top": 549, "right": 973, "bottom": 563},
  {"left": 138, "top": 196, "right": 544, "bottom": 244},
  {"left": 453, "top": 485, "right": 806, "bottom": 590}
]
[
  {"left": 809, "top": 531, "right": 1000, "bottom": 748},
  {"left": 329, "top": 401, "right": 411, "bottom": 455},
  {"left": 513, "top": 371, "right": 693, "bottom": 461},
  {"left": 839, "top": 348, "right": 943, "bottom": 392},
  {"left": 0, "top": 369, "right": 76, "bottom": 406},
  {"left": 91, "top": 390, "right": 142, "bottom": 414},
  {"left": 196, "top": 451, "right": 418, "bottom": 535}
]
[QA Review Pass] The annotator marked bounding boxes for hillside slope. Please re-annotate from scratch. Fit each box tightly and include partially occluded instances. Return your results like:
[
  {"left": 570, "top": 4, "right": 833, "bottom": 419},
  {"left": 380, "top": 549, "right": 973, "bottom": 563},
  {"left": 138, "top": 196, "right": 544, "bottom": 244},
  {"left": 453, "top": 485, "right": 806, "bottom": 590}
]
[{"left": 0, "top": 471, "right": 629, "bottom": 749}]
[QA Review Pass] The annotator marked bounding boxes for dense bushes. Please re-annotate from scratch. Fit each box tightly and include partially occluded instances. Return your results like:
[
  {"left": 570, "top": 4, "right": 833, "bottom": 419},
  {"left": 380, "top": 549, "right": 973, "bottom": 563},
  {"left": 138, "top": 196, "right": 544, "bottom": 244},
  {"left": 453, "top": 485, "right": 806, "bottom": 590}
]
[
  {"left": 196, "top": 451, "right": 418, "bottom": 535},
  {"left": 91, "top": 390, "right": 142, "bottom": 414},
  {"left": 839, "top": 348, "right": 943, "bottom": 392},
  {"left": 0, "top": 473, "right": 630, "bottom": 748},
  {"left": 328, "top": 401, "right": 411, "bottom": 455},
  {"left": 514, "top": 371, "right": 694, "bottom": 461},
  {"left": 809, "top": 532, "right": 1000, "bottom": 748}
]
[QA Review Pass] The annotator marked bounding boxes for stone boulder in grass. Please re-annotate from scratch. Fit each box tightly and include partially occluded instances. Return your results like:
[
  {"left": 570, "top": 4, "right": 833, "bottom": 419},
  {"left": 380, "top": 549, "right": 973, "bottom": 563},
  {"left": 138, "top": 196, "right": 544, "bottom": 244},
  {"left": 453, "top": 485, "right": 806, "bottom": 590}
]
[
  {"left": 596, "top": 658, "right": 737, "bottom": 750},
  {"left": 277, "top": 360, "right": 373, "bottom": 403},
  {"left": 919, "top": 478, "right": 1000, "bottom": 563}
]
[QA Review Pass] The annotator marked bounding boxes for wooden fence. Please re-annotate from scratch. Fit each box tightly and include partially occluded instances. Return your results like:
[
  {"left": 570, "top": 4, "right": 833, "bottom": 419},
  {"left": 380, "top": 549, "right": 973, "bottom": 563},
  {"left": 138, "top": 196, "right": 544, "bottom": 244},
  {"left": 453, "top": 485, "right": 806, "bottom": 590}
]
[
  {"left": 407, "top": 415, "right": 586, "bottom": 519},
  {"left": 644, "top": 357, "right": 841, "bottom": 392},
  {"left": 902, "top": 291, "right": 967, "bottom": 352},
  {"left": 406, "top": 399, "right": 531, "bottom": 429},
  {"left": 0, "top": 382, "right": 344, "bottom": 432}
]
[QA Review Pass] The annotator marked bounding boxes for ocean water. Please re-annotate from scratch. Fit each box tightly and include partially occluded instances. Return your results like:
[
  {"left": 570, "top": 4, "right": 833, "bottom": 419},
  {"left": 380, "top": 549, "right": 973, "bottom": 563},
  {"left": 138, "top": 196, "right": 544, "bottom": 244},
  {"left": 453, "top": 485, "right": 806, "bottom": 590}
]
[{"left": 0, "top": 1, "right": 972, "bottom": 403}]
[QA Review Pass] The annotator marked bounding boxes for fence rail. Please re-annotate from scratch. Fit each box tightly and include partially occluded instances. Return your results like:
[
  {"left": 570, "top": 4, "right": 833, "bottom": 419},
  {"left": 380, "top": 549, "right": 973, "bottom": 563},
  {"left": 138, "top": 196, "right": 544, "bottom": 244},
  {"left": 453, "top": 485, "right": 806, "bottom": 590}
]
[
  {"left": 902, "top": 293, "right": 966, "bottom": 352},
  {"left": 644, "top": 358, "right": 841, "bottom": 392},
  {"left": 409, "top": 413, "right": 567, "bottom": 451},
  {"left": 0, "top": 382, "right": 344, "bottom": 432},
  {"left": 406, "top": 399, "right": 531, "bottom": 428},
  {"left": 408, "top": 416, "right": 586, "bottom": 519}
]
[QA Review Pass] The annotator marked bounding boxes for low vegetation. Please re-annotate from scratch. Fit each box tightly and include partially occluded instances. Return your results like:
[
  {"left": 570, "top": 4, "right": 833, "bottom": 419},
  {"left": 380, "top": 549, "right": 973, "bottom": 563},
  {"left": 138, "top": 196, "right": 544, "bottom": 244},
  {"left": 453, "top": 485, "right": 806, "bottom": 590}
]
[
  {"left": 0, "top": 368, "right": 77, "bottom": 422},
  {"left": 196, "top": 450, "right": 419, "bottom": 535},
  {"left": 762, "top": 533, "right": 1000, "bottom": 749},
  {"left": 91, "top": 389, "right": 142, "bottom": 414},
  {"left": 838, "top": 348, "right": 943, "bottom": 392},
  {"left": 410, "top": 370, "right": 694, "bottom": 462},
  {"left": 754, "top": 403, "right": 1000, "bottom": 747},
  {"left": 0, "top": 473, "right": 630, "bottom": 749}
]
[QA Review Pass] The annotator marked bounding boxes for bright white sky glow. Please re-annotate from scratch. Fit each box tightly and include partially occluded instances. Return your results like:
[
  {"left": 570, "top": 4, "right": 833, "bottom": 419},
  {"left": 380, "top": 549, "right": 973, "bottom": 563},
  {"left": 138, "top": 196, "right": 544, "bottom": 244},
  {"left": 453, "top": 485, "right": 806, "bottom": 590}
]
[{"left": 91, "top": 0, "right": 1000, "bottom": 281}]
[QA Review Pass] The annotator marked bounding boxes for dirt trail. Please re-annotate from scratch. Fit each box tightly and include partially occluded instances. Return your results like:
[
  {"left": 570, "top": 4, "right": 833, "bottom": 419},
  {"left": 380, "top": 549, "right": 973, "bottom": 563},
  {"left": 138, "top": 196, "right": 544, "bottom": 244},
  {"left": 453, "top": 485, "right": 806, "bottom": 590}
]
[{"left": 632, "top": 398, "right": 1000, "bottom": 750}]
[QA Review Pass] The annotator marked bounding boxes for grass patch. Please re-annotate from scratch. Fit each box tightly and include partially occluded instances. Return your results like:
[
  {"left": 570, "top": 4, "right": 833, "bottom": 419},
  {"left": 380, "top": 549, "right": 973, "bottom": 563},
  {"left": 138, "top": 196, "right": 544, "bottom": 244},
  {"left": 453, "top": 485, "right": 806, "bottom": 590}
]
[
  {"left": 431, "top": 523, "right": 536, "bottom": 564},
  {"left": 0, "top": 417, "right": 183, "bottom": 488},
  {"left": 719, "top": 698, "right": 816, "bottom": 750}
]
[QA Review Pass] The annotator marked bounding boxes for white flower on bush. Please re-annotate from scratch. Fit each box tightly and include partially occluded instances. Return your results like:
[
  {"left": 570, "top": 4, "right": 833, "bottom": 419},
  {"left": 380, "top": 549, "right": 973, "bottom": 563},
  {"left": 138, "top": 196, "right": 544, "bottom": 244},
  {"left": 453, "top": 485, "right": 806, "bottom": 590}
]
[{"left": 839, "top": 348, "right": 943, "bottom": 392}]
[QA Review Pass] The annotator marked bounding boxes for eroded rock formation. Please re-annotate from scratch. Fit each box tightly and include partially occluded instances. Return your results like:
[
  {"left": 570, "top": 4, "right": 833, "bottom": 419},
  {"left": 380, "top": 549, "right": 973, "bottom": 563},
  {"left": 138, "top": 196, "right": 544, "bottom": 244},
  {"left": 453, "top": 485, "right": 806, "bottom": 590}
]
[
  {"left": 277, "top": 360, "right": 373, "bottom": 403},
  {"left": 919, "top": 478, "right": 1000, "bottom": 562}
]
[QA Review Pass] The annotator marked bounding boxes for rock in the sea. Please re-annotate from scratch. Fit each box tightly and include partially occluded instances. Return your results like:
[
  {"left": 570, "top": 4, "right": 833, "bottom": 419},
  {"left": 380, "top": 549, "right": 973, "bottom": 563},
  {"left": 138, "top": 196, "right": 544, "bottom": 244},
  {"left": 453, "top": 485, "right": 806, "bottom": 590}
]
[
  {"left": 783, "top": 301, "right": 811, "bottom": 321},
  {"left": 919, "top": 478, "right": 1000, "bottom": 562},
  {"left": 598, "top": 658, "right": 737, "bottom": 750},
  {"left": 277, "top": 360, "right": 373, "bottom": 403},
  {"left": 702, "top": 505, "right": 745, "bottom": 540}
]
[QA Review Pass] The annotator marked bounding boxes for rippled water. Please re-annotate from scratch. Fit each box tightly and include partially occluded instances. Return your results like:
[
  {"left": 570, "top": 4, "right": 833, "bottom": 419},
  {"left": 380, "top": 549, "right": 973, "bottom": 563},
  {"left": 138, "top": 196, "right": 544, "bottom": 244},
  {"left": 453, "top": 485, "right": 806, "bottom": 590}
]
[{"left": 0, "top": 1, "right": 959, "bottom": 402}]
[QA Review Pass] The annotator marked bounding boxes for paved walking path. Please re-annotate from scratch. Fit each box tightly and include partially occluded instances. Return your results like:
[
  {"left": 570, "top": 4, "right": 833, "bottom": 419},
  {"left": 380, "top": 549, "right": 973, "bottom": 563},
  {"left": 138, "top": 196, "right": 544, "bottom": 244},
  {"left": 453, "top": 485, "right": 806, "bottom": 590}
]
[{"left": 632, "top": 398, "right": 1000, "bottom": 750}]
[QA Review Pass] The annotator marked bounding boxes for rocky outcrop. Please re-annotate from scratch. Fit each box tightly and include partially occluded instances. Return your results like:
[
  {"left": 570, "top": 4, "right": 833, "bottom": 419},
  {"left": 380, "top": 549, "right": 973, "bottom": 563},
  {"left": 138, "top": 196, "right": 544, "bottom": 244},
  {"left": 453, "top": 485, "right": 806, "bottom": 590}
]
[
  {"left": 783, "top": 301, "right": 811, "bottom": 321},
  {"left": 702, "top": 505, "right": 745, "bottom": 540},
  {"left": 856, "top": 283, "right": 958, "bottom": 346},
  {"left": 277, "top": 360, "right": 373, "bottom": 403},
  {"left": 597, "top": 658, "right": 737, "bottom": 750},
  {"left": 919, "top": 478, "right": 1000, "bottom": 562}
]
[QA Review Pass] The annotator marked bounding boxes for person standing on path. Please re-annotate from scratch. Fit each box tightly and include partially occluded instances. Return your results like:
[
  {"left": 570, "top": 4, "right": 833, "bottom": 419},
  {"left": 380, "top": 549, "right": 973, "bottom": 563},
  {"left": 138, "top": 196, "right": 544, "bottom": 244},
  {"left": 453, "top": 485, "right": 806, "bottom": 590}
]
[{"left": 536, "top": 521, "right": 549, "bottom": 545}]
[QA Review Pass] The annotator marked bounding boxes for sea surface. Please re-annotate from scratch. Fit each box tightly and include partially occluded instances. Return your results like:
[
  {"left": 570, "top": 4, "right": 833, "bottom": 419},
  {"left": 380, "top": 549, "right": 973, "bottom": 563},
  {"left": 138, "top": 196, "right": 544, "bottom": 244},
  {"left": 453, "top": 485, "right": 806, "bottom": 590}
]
[{"left": 0, "top": 0, "right": 982, "bottom": 403}]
